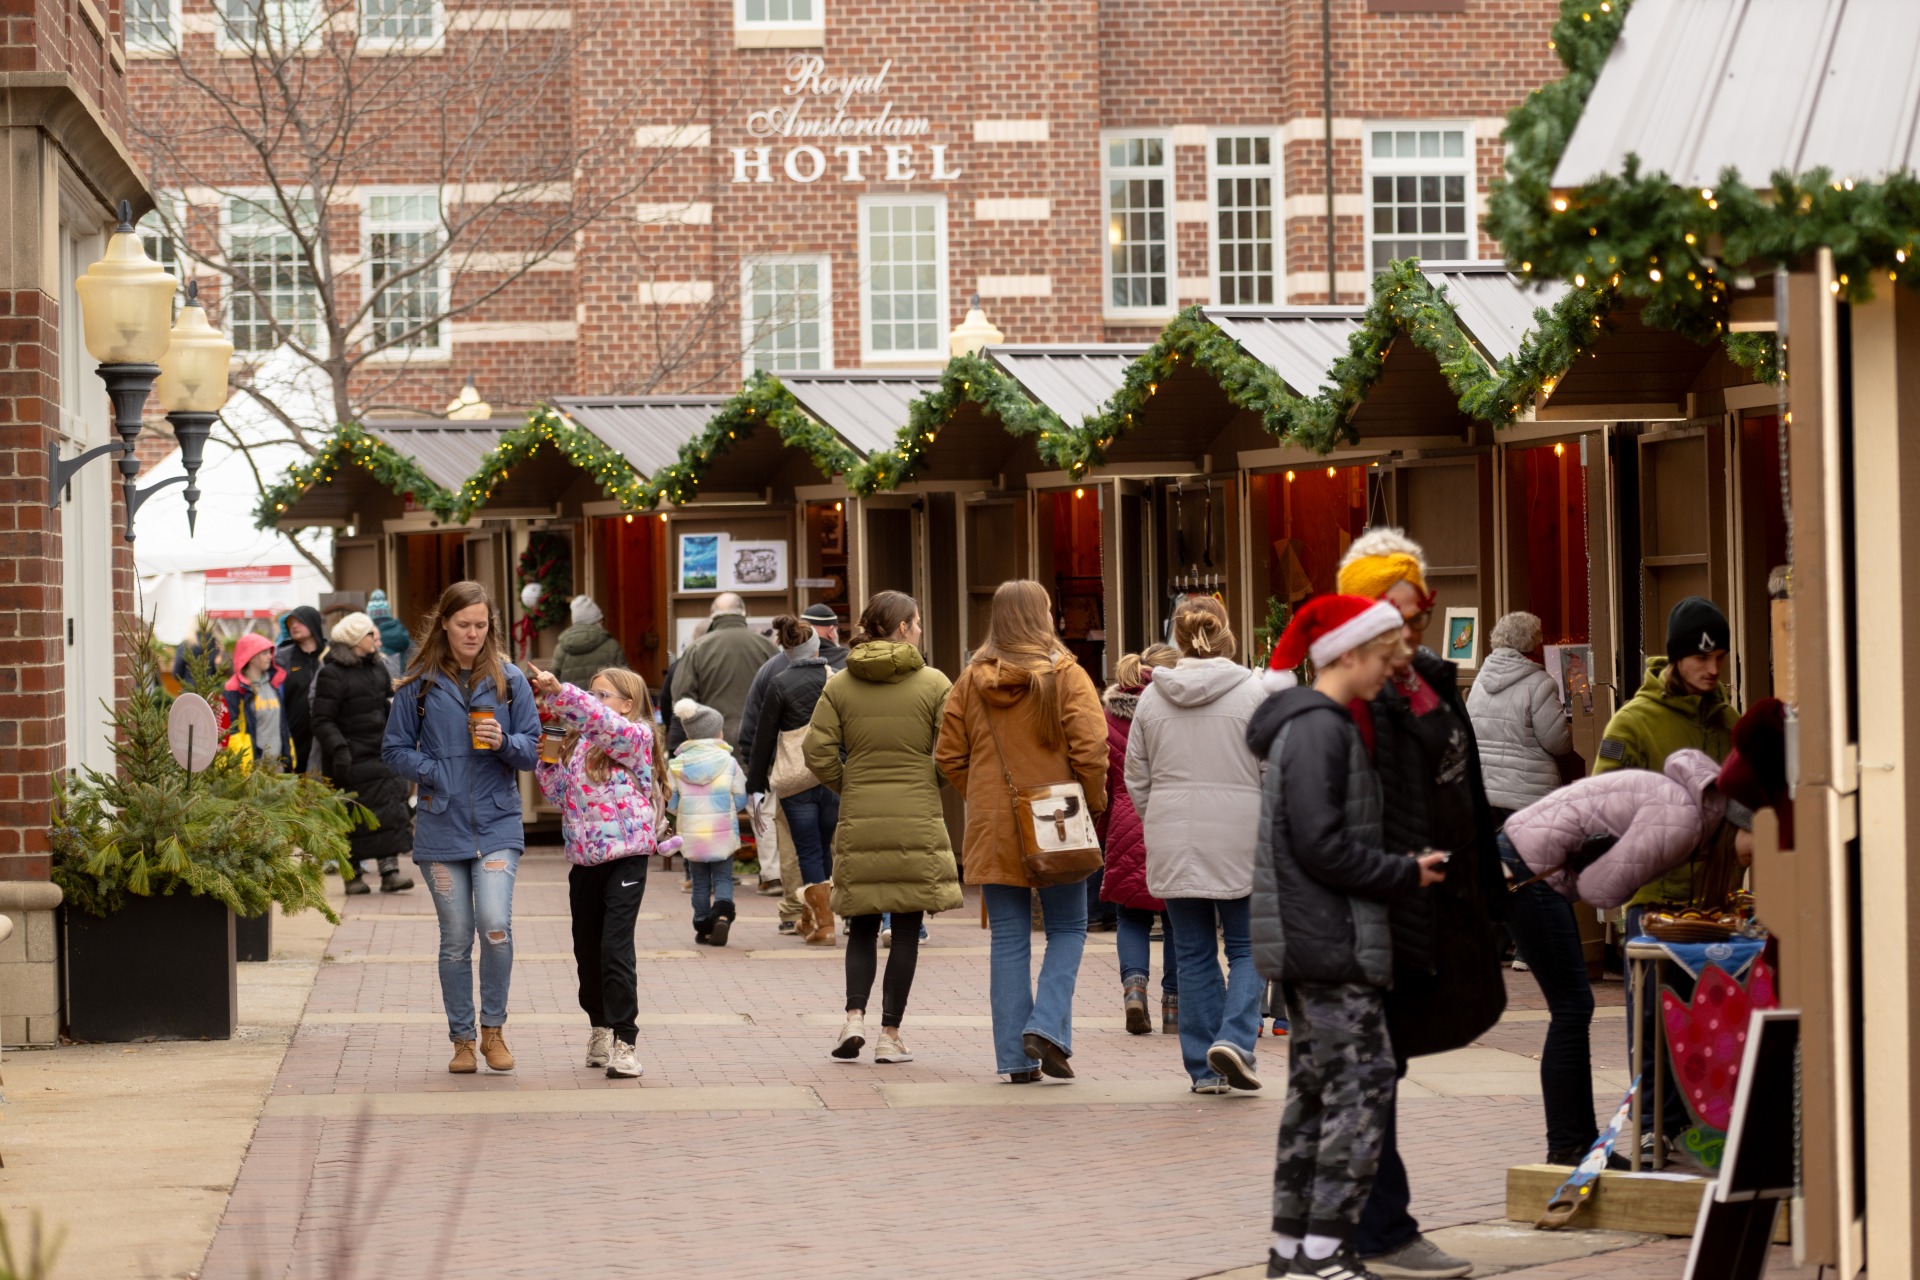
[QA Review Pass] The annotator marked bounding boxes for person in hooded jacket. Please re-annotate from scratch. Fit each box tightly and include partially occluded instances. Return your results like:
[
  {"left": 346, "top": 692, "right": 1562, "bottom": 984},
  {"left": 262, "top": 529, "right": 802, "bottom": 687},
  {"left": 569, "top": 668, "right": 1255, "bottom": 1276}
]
[
  {"left": 275, "top": 604, "right": 326, "bottom": 771},
  {"left": 747, "top": 615, "right": 850, "bottom": 945},
  {"left": 1247, "top": 595, "right": 1448, "bottom": 1278},
  {"left": 551, "top": 595, "right": 628, "bottom": 688},
  {"left": 311, "top": 612, "right": 415, "bottom": 896},
  {"left": 1466, "top": 611, "right": 1574, "bottom": 818},
  {"left": 222, "top": 631, "right": 289, "bottom": 767},
  {"left": 937, "top": 579, "right": 1107, "bottom": 1084},
  {"left": 1099, "top": 644, "right": 1180, "bottom": 1035},
  {"left": 366, "top": 589, "right": 413, "bottom": 680},
  {"left": 1127, "top": 598, "right": 1271, "bottom": 1094},
  {"left": 804, "top": 590, "right": 961, "bottom": 1065}
]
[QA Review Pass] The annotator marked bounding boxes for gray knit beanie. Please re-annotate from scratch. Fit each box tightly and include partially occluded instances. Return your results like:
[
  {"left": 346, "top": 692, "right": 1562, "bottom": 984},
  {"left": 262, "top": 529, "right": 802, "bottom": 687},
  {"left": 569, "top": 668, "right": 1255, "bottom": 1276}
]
[{"left": 673, "top": 698, "right": 723, "bottom": 740}]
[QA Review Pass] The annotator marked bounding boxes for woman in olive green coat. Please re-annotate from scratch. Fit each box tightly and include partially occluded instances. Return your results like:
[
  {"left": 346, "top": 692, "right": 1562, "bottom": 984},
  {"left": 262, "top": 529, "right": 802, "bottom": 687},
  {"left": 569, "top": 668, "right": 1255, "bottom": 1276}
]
[{"left": 803, "top": 590, "right": 962, "bottom": 1066}]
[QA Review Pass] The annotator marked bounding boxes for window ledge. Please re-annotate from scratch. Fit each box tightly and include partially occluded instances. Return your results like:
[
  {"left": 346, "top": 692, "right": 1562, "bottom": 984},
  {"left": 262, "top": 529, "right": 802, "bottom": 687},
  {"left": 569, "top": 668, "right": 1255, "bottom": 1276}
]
[
  {"left": 1102, "top": 309, "right": 1177, "bottom": 327},
  {"left": 733, "top": 23, "right": 824, "bottom": 48},
  {"left": 357, "top": 36, "right": 447, "bottom": 55}
]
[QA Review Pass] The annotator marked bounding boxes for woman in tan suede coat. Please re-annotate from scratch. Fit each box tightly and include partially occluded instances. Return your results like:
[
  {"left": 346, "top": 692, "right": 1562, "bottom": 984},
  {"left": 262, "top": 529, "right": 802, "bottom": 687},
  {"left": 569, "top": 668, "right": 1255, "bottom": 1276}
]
[{"left": 936, "top": 580, "right": 1107, "bottom": 1082}]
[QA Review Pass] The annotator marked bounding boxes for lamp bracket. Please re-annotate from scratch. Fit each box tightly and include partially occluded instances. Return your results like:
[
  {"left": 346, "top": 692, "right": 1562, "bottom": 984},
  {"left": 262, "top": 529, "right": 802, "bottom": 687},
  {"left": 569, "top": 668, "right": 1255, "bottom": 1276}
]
[
  {"left": 125, "top": 471, "right": 188, "bottom": 529},
  {"left": 47, "top": 440, "right": 127, "bottom": 509}
]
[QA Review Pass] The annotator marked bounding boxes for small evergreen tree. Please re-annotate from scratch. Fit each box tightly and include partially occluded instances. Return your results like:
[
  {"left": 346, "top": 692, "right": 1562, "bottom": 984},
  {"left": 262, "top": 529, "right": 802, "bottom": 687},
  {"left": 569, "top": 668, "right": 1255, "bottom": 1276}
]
[{"left": 50, "top": 615, "right": 360, "bottom": 921}]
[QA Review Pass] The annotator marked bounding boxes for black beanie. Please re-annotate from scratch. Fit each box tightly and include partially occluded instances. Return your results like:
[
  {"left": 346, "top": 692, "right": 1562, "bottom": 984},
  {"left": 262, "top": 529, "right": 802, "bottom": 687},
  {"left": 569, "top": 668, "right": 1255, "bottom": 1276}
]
[{"left": 1666, "top": 596, "right": 1730, "bottom": 666}]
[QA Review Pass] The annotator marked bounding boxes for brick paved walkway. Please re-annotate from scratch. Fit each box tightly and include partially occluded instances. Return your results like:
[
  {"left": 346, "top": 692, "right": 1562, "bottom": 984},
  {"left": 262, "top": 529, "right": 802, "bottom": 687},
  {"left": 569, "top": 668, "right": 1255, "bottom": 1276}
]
[{"left": 196, "top": 850, "right": 1790, "bottom": 1279}]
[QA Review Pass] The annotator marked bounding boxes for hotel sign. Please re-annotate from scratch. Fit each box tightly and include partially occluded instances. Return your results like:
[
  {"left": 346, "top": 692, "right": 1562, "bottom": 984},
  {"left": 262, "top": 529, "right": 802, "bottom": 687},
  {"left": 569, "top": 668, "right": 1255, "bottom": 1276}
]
[{"left": 731, "top": 57, "right": 960, "bottom": 184}]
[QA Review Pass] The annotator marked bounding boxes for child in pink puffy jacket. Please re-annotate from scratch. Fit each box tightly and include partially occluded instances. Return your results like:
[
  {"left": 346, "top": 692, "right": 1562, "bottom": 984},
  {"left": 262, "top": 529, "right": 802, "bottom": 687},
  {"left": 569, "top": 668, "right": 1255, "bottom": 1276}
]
[{"left": 530, "top": 664, "right": 660, "bottom": 1081}]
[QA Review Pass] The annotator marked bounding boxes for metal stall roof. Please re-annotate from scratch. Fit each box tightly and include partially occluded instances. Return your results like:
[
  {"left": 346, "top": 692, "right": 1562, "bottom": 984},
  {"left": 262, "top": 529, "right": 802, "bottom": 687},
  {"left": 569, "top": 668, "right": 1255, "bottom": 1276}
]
[
  {"left": 1418, "top": 263, "right": 1569, "bottom": 364},
  {"left": 1201, "top": 309, "right": 1365, "bottom": 394},
  {"left": 553, "top": 396, "right": 730, "bottom": 474},
  {"left": 777, "top": 369, "right": 944, "bottom": 456},
  {"left": 362, "top": 419, "right": 513, "bottom": 492},
  {"left": 986, "top": 345, "right": 1151, "bottom": 421},
  {"left": 1553, "top": 0, "right": 1920, "bottom": 190}
]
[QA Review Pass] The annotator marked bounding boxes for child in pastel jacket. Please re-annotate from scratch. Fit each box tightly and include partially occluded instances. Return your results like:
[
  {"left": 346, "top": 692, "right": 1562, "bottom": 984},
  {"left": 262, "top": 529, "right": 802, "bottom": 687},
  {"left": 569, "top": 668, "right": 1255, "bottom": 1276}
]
[
  {"left": 669, "top": 698, "right": 750, "bottom": 947},
  {"left": 530, "top": 664, "right": 659, "bottom": 1080}
]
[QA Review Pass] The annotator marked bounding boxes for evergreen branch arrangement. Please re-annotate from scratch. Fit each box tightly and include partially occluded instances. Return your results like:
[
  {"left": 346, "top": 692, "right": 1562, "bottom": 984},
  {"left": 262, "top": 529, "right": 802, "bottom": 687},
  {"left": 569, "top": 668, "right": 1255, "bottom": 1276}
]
[
  {"left": 847, "top": 353, "right": 1075, "bottom": 494},
  {"left": 255, "top": 423, "right": 458, "bottom": 528},
  {"left": 49, "top": 616, "right": 361, "bottom": 923},
  {"left": 1487, "top": 0, "right": 1915, "bottom": 355},
  {"left": 516, "top": 530, "right": 573, "bottom": 631},
  {"left": 635, "top": 373, "right": 859, "bottom": 509},
  {"left": 454, "top": 406, "right": 648, "bottom": 522}
]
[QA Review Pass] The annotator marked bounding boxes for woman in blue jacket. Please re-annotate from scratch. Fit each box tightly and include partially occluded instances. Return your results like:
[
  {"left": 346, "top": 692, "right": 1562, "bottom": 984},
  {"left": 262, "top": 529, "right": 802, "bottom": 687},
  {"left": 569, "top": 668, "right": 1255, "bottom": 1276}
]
[{"left": 383, "top": 580, "right": 539, "bottom": 1075}]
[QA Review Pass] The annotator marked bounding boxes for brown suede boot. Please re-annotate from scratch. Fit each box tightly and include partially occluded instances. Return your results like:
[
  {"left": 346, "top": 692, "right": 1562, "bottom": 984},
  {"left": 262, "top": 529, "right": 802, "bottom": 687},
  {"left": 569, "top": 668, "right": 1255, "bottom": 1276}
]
[
  {"left": 802, "top": 883, "right": 836, "bottom": 947},
  {"left": 479, "top": 1026, "right": 515, "bottom": 1071},
  {"left": 448, "top": 1039, "right": 477, "bottom": 1074},
  {"left": 795, "top": 890, "right": 816, "bottom": 939}
]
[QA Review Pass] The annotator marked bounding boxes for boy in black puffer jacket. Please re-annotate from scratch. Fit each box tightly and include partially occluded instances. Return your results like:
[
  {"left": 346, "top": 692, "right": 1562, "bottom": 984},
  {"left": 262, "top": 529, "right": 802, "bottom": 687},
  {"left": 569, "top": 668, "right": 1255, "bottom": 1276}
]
[{"left": 1247, "top": 596, "right": 1446, "bottom": 1280}]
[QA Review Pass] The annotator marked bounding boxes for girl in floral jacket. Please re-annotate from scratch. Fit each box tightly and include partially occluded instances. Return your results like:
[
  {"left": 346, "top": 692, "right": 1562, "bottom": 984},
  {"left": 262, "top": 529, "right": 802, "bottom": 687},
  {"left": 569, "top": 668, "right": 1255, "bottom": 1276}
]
[{"left": 530, "top": 664, "right": 660, "bottom": 1080}]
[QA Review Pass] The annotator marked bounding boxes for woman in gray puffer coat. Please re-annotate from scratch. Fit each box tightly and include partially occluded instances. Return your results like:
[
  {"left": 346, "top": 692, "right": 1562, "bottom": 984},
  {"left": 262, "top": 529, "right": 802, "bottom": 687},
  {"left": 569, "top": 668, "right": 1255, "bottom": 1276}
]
[{"left": 1466, "top": 611, "right": 1572, "bottom": 818}]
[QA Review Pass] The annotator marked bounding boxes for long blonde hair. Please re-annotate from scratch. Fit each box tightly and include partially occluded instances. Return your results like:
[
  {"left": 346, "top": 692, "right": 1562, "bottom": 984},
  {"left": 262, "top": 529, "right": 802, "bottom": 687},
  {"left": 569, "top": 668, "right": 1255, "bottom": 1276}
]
[
  {"left": 565, "top": 668, "right": 656, "bottom": 796},
  {"left": 1112, "top": 643, "right": 1179, "bottom": 690},
  {"left": 972, "top": 579, "right": 1064, "bottom": 748},
  {"left": 400, "top": 580, "right": 511, "bottom": 702}
]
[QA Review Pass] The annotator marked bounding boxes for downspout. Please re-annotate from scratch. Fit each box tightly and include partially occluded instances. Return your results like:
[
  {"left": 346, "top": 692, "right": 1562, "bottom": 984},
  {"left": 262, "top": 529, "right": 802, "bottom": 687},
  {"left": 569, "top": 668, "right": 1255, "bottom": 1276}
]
[{"left": 1323, "top": 0, "right": 1336, "bottom": 304}]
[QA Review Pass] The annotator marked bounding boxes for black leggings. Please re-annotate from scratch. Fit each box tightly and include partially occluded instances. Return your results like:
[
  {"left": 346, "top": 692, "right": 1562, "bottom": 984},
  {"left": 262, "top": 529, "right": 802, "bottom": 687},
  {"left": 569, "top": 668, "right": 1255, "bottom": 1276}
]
[{"left": 845, "top": 912, "right": 923, "bottom": 1028}]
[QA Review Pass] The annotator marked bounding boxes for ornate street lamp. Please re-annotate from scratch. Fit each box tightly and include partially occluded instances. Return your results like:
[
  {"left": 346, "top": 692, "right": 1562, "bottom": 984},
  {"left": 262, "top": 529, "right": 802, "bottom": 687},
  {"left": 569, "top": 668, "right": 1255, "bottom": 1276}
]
[
  {"left": 143, "top": 280, "right": 234, "bottom": 535},
  {"left": 51, "top": 200, "right": 177, "bottom": 540},
  {"left": 948, "top": 293, "right": 1005, "bottom": 358}
]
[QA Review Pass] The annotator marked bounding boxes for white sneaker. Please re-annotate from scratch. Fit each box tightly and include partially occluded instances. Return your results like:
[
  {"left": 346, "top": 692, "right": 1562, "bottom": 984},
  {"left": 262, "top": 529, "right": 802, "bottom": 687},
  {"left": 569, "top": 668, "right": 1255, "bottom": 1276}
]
[
  {"left": 874, "top": 1028, "right": 913, "bottom": 1063},
  {"left": 881, "top": 926, "right": 893, "bottom": 949},
  {"left": 585, "top": 1026, "right": 613, "bottom": 1068},
  {"left": 830, "top": 1012, "right": 867, "bottom": 1060},
  {"left": 605, "top": 1039, "right": 642, "bottom": 1078}
]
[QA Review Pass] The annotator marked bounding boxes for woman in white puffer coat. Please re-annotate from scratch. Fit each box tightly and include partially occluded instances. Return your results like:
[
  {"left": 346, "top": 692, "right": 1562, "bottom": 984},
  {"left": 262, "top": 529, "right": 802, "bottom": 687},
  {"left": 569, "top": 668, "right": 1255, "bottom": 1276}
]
[{"left": 1466, "top": 611, "right": 1573, "bottom": 819}]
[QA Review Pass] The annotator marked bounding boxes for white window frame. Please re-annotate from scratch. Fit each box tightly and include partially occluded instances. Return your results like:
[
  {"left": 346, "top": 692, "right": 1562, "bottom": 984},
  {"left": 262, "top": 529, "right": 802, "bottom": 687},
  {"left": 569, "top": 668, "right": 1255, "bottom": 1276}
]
[
  {"left": 856, "top": 195, "right": 948, "bottom": 364},
  {"left": 734, "top": 0, "right": 822, "bottom": 35},
  {"left": 1206, "top": 129, "right": 1284, "bottom": 307},
  {"left": 221, "top": 191, "right": 325, "bottom": 356},
  {"left": 1100, "top": 130, "right": 1174, "bottom": 322},
  {"left": 1362, "top": 120, "right": 1477, "bottom": 274},
  {"left": 124, "top": 0, "right": 182, "bottom": 53},
  {"left": 215, "top": 0, "right": 326, "bottom": 55},
  {"left": 357, "top": 0, "right": 443, "bottom": 52},
  {"left": 362, "top": 185, "right": 450, "bottom": 362},
  {"left": 740, "top": 254, "right": 833, "bottom": 378}
]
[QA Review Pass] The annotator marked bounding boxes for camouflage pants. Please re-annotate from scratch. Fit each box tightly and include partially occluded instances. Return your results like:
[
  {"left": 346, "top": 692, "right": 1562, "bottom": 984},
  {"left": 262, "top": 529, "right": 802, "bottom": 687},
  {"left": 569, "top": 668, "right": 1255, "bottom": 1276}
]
[{"left": 1271, "top": 982, "right": 1397, "bottom": 1238}]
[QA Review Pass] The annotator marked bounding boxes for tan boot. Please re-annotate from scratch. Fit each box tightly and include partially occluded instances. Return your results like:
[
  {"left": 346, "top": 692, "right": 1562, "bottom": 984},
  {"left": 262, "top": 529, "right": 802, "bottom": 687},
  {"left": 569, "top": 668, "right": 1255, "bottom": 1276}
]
[
  {"left": 795, "top": 890, "right": 816, "bottom": 939},
  {"left": 479, "top": 1026, "right": 515, "bottom": 1072},
  {"left": 803, "top": 883, "right": 836, "bottom": 947},
  {"left": 449, "top": 1039, "right": 477, "bottom": 1074}
]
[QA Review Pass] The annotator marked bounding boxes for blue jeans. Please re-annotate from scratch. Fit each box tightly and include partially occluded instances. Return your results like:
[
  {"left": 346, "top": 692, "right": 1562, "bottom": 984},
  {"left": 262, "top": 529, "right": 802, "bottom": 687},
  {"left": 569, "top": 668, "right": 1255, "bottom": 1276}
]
[
  {"left": 690, "top": 858, "right": 734, "bottom": 918},
  {"left": 782, "top": 785, "right": 840, "bottom": 885},
  {"left": 1498, "top": 832, "right": 1600, "bottom": 1155},
  {"left": 418, "top": 850, "right": 520, "bottom": 1042},
  {"left": 982, "top": 881, "right": 1088, "bottom": 1074},
  {"left": 1116, "top": 905, "right": 1177, "bottom": 994},
  {"left": 1164, "top": 895, "right": 1262, "bottom": 1084},
  {"left": 881, "top": 912, "right": 928, "bottom": 941}
]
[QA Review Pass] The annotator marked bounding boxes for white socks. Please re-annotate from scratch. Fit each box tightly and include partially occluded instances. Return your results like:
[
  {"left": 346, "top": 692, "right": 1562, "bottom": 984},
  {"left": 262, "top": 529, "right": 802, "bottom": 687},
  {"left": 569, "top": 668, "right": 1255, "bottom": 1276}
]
[
  {"left": 1272, "top": 1233, "right": 1301, "bottom": 1260},
  {"left": 1303, "top": 1235, "right": 1345, "bottom": 1261}
]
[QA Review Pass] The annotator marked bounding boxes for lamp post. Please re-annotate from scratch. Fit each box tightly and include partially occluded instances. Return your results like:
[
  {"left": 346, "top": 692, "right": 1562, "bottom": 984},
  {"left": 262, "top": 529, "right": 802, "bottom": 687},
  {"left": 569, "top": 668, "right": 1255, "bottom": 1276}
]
[
  {"left": 52, "top": 200, "right": 177, "bottom": 539},
  {"left": 141, "top": 280, "right": 235, "bottom": 535},
  {"left": 948, "top": 293, "right": 1005, "bottom": 358}
]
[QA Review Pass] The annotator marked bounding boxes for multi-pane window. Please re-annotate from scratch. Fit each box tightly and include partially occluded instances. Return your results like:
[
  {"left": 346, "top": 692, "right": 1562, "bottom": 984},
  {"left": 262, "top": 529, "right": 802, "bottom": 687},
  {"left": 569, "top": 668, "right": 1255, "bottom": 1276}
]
[
  {"left": 744, "top": 258, "right": 829, "bottom": 374},
  {"left": 126, "top": 0, "right": 175, "bottom": 48},
  {"left": 219, "top": 0, "right": 323, "bottom": 49},
  {"left": 738, "top": 0, "right": 813, "bottom": 22},
  {"left": 1212, "top": 134, "right": 1278, "bottom": 305},
  {"left": 138, "top": 211, "right": 182, "bottom": 319},
  {"left": 361, "top": 0, "right": 437, "bottom": 43},
  {"left": 1366, "top": 124, "right": 1472, "bottom": 271},
  {"left": 861, "top": 200, "right": 945, "bottom": 358},
  {"left": 367, "top": 191, "right": 445, "bottom": 355},
  {"left": 1103, "top": 135, "right": 1169, "bottom": 313},
  {"left": 225, "top": 198, "right": 320, "bottom": 353}
]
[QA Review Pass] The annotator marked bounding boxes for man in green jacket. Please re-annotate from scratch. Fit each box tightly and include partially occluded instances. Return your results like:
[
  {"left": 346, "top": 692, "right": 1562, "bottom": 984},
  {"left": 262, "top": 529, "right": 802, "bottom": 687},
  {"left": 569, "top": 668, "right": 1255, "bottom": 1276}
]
[{"left": 676, "top": 594, "right": 777, "bottom": 746}]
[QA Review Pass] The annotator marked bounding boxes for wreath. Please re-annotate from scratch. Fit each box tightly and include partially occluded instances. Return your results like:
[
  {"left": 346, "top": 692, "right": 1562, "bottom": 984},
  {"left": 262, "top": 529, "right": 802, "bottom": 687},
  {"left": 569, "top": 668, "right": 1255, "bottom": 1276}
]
[{"left": 516, "top": 531, "right": 573, "bottom": 633}]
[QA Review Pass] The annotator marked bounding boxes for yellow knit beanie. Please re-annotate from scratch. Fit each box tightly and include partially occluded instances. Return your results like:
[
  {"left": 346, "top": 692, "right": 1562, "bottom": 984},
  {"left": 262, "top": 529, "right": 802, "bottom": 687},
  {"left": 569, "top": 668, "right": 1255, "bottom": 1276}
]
[{"left": 1337, "top": 550, "right": 1428, "bottom": 601}]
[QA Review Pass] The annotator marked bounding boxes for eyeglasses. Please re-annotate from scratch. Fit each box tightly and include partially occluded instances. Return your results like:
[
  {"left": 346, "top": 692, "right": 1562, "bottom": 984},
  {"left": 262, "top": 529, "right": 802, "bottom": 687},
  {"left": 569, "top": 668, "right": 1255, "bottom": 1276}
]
[
  {"left": 1401, "top": 609, "right": 1433, "bottom": 633},
  {"left": 589, "top": 689, "right": 619, "bottom": 702}
]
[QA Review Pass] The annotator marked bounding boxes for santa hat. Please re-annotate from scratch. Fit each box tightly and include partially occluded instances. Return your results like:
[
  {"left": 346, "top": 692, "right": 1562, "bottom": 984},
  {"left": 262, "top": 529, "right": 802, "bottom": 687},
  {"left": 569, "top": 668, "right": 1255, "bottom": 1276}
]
[{"left": 1263, "top": 594, "right": 1404, "bottom": 692}]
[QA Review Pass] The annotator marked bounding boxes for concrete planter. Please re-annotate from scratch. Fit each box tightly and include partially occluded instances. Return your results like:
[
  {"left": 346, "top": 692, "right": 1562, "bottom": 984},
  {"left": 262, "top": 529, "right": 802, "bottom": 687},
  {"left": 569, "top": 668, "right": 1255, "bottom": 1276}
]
[
  {"left": 62, "top": 894, "right": 237, "bottom": 1042},
  {"left": 234, "top": 910, "right": 271, "bottom": 962}
]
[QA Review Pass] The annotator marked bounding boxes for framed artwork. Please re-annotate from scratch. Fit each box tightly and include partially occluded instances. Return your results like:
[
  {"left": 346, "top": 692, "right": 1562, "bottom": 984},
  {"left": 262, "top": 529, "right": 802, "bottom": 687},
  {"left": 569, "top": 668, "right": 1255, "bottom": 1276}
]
[
  {"left": 723, "top": 539, "right": 789, "bottom": 593},
  {"left": 1559, "top": 644, "right": 1595, "bottom": 715},
  {"left": 1443, "top": 607, "right": 1480, "bottom": 668},
  {"left": 817, "top": 505, "right": 845, "bottom": 557},
  {"left": 677, "top": 533, "right": 725, "bottom": 593}
]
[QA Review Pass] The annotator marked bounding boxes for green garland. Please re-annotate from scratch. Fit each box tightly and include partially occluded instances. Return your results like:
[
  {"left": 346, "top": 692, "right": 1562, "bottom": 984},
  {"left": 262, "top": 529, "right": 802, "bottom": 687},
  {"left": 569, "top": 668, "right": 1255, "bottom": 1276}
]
[
  {"left": 455, "top": 405, "right": 648, "bottom": 522},
  {"left": 516, "top": 530, "right": 573, "bottom": 630},
  {"left": 635, "top": 372, "right": 859, "bottom": 509},
  {"left": 1487, "top": 0, "right": 1918, "bottom": 357},
  {"left": 254, "top": 423, "right": 457, "bottom": 528},
  {"left": 847, "top": 354, "right": 1078, "bottom": 495}
]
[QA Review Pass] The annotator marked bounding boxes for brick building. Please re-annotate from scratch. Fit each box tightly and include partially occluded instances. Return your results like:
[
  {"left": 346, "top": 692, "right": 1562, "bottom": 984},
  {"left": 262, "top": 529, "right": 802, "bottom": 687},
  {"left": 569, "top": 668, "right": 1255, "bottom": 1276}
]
[{"left": 0, "top": 0, "right": 150, "bottom": 1041}]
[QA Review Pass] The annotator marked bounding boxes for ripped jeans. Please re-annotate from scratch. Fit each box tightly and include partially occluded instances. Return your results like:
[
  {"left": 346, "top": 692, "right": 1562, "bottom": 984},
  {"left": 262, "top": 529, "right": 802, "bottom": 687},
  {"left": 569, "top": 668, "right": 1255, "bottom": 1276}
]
[{"left": 419, "top": 850, "right": 520, "bottom": 1042}]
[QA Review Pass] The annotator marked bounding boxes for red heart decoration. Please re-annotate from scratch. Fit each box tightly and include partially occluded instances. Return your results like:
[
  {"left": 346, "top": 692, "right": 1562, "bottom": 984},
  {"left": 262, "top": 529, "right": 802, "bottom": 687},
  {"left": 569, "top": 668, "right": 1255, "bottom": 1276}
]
[{"left": 1659, "top": 960, "right": 1775, "bottom": 1133}]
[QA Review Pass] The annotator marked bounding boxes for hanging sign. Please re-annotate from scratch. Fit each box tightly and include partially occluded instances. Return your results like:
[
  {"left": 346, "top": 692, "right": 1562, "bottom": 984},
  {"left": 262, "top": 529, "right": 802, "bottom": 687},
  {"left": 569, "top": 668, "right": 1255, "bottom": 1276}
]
[
  {"left": 731, "top": 56, "right": 960, "bottom": 184},
  {"left": 204, "top": 565, "right": 298, "bottom": 619}
]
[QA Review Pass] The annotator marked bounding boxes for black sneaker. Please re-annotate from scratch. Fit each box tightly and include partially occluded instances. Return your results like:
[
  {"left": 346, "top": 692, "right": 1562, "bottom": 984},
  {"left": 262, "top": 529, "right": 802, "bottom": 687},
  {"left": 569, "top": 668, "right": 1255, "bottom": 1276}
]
[
  {"left": 344, "top": 876, "right": 371, "bottom": 896},
  {"left": 1267, "top": 1249, "right": 1291, "bottom": 1277},
  {"left": 1290, "top": 1246, "right": 1382, "bottom": 1280}
]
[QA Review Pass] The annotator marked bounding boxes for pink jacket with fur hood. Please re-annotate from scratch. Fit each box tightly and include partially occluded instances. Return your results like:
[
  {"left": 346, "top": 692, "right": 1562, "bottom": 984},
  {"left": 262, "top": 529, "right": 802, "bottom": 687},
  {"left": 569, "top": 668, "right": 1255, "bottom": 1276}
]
[{"left": 1500, "top": 748, "right": 1726, "bottom": 909}]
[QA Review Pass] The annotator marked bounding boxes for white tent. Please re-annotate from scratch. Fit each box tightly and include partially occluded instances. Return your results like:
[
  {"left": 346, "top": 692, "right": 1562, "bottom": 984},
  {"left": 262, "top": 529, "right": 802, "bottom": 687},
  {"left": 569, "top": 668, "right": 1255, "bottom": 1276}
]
[{"left": 135, "top": 349, "right": 336, "bottom": 644}]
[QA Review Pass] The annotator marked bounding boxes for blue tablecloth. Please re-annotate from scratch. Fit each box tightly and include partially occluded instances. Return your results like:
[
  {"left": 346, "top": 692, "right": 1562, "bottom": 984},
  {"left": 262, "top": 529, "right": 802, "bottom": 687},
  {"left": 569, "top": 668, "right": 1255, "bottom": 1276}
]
[{"left": 1627, "top": 934, "right": 1765, "bottom": 980}]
